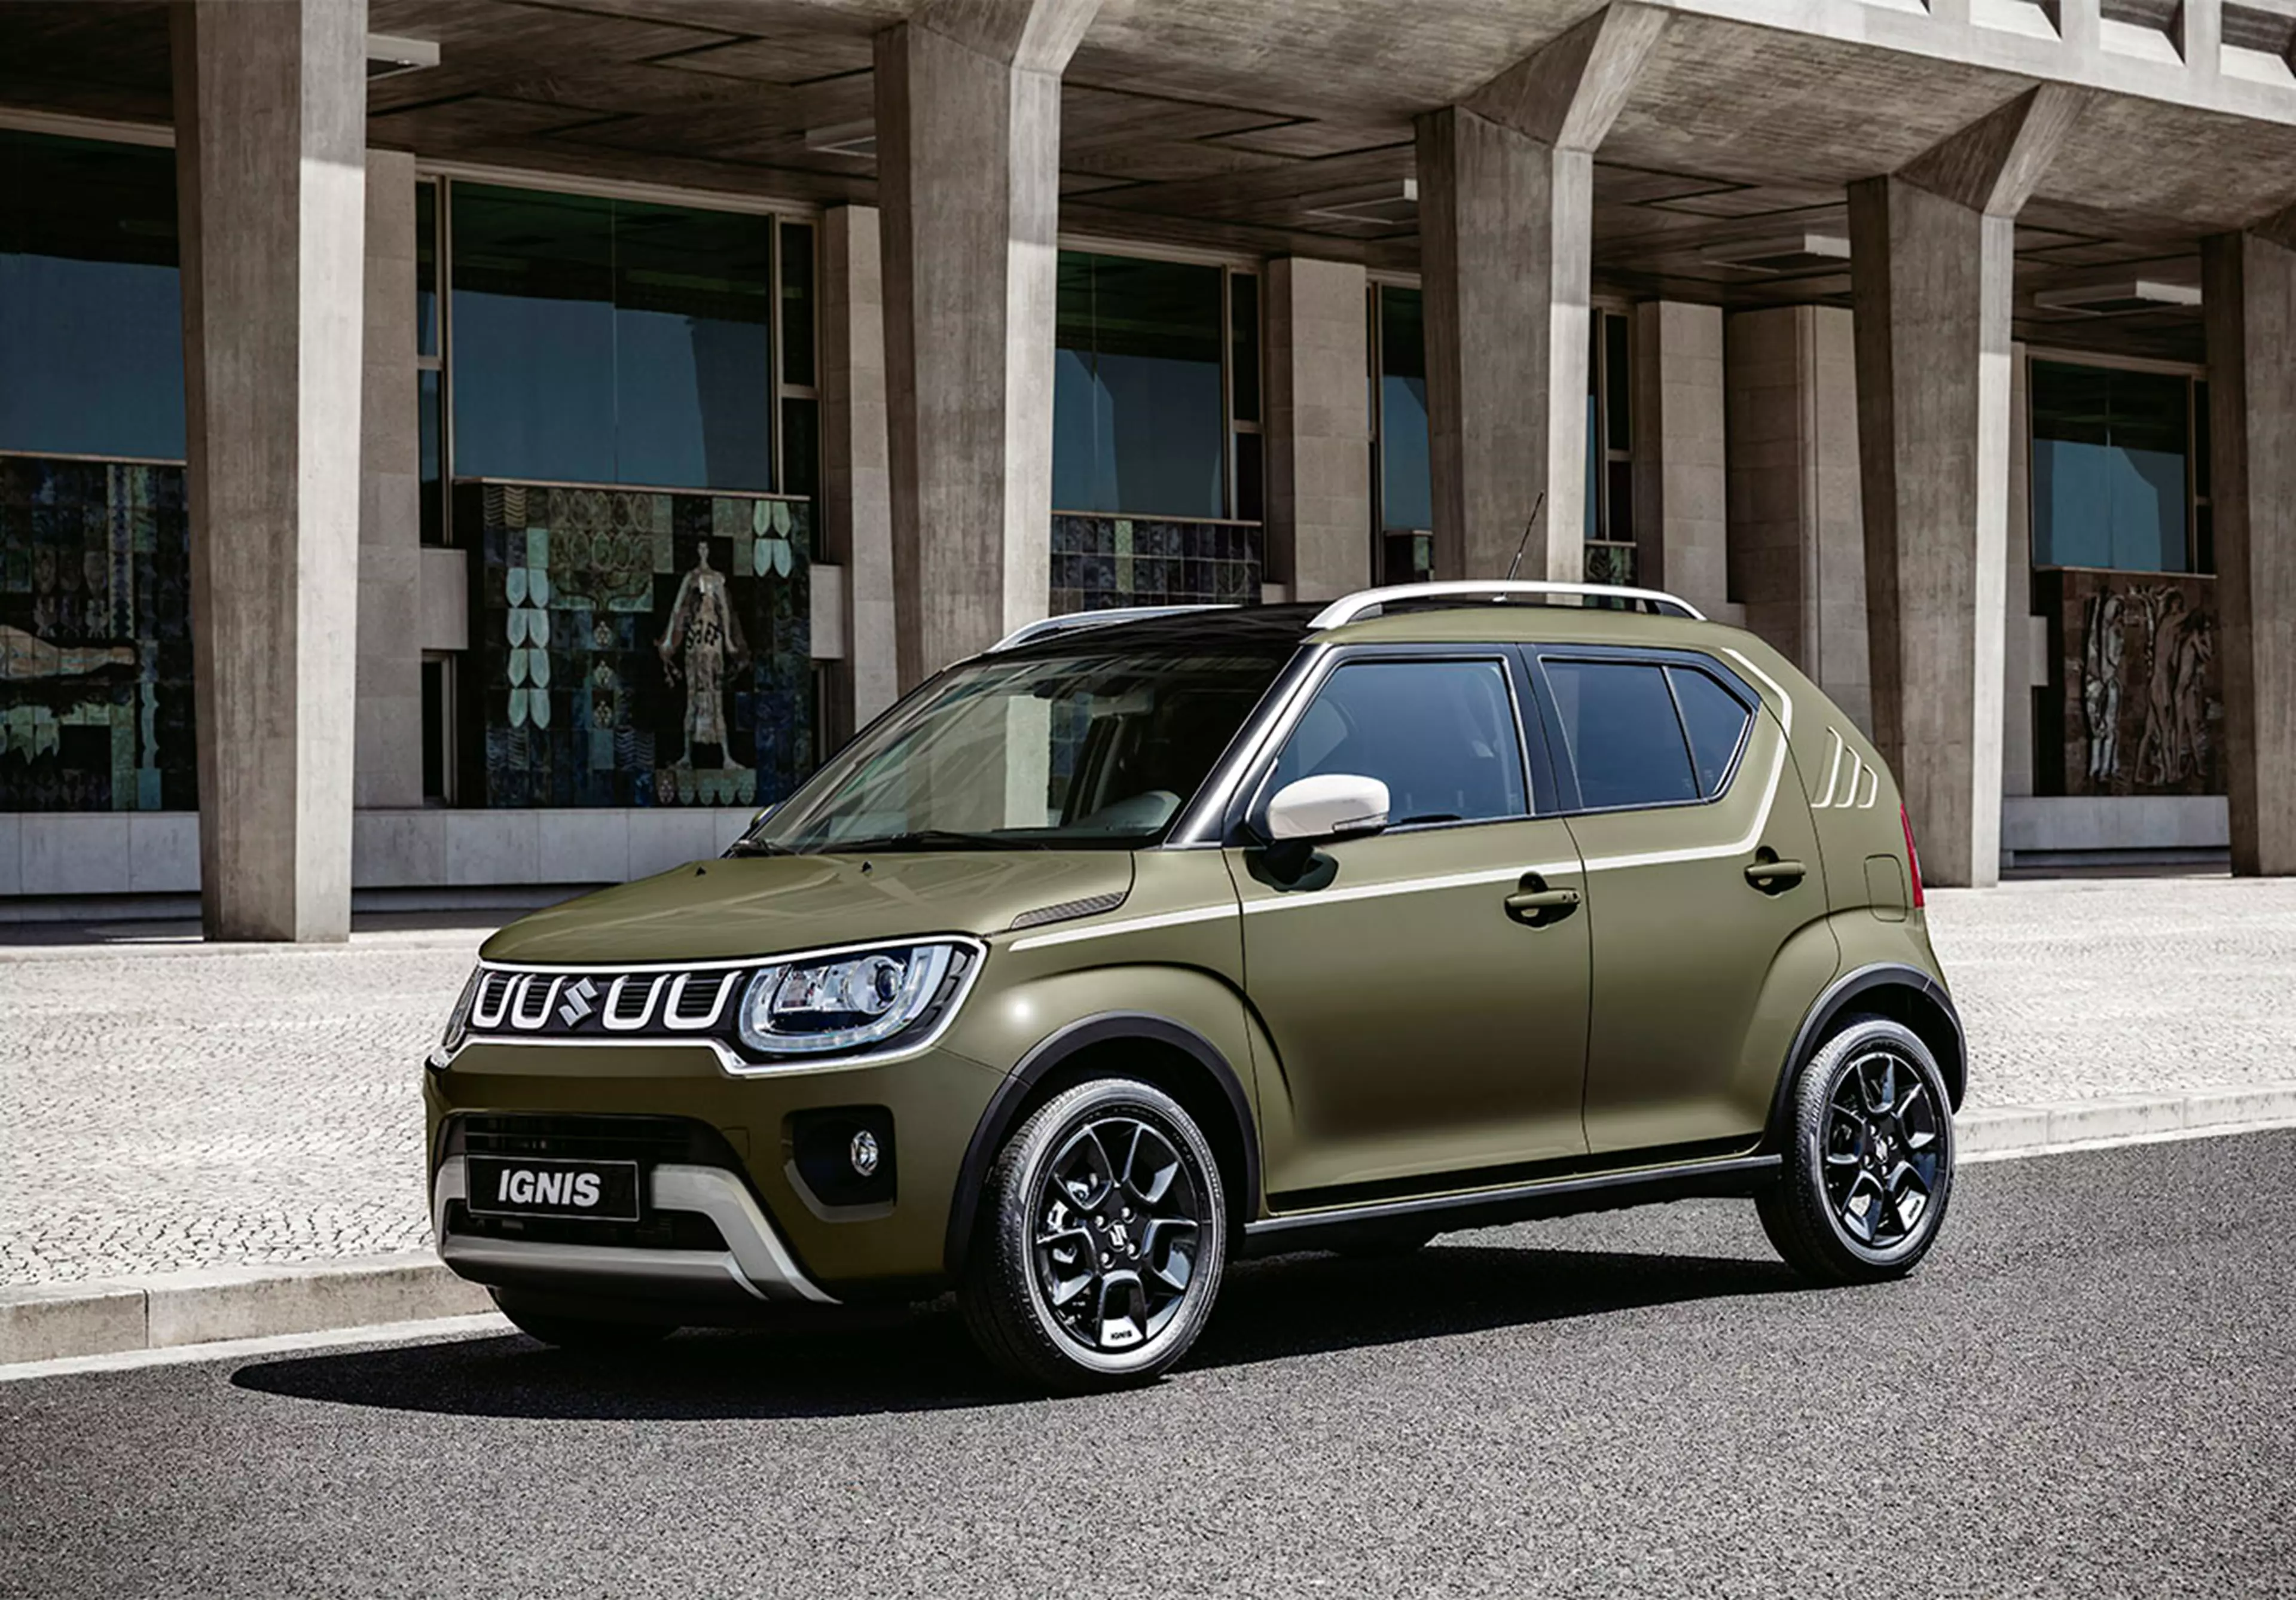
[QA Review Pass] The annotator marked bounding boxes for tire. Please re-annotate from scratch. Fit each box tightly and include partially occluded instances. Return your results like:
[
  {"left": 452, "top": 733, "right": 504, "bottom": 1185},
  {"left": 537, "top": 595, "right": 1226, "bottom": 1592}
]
[
  {"left": 1758, "top": 1014, "right": 1955, "bottom": 1285},
  {"left": 490, "top": 1289, "right": 679, "bottom": 1352},
  {"left": 960, "top": 1076, "right": 1228, "bottom": 1394}
]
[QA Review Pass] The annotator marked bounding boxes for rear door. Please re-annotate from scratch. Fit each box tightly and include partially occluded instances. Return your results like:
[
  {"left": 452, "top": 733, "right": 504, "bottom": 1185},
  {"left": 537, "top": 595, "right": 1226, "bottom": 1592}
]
[
  {"left": 1531, "top": 648, "right": 1834, "bottom": 1156},
  {"left": 1226, "top": 648, "right": 1591, "bottom": 1202}
]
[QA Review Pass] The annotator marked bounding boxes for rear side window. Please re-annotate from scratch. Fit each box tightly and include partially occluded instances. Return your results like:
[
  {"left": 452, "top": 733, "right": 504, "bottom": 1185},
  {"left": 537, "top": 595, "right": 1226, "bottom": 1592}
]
[
  {"left": 1269, "top": 658, "right": 1528, "bottom": 826},
  {"left": 1669, "top": 667, "right": 1753, "bottom": 795},
  {"left": 1544, "top": 661, "right": 1696, "bottom": 810}
]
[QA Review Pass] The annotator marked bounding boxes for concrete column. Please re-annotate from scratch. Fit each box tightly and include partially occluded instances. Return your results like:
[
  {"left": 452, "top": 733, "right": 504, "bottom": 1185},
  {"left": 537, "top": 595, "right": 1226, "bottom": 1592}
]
[
  {"left": 172, "top": 0, "right": 368, "bottom": 941},
  {"left": 822, "top": 204, "right": 897, "bottom": 736},
  {"left": 1266, "top": 257, "right": 1372, "bottom": 601},
  {"left": 2002, "top": 343, "right": 2043, "bottom": 799},
  {"left": 875, "top": 0, "right": 1100, "bottom": 690},
  {"left": 356, "top": 150, "right": 422, "bottom": 810},
  {"left": 1415, "top": 4, "right": 1665, "bottom": 582},
  {"left": 1724, "top": 305, "right": 1869, "bottom": 732},
  {"left": 2202, "top": 226, "right": 2296, "bottom": 875},
  {"left": 1630, "top": 300, "right": 1730, "bottom": 619},
  {"left": 1848, "top": 86, "right": 2086, "bottom": 887}
]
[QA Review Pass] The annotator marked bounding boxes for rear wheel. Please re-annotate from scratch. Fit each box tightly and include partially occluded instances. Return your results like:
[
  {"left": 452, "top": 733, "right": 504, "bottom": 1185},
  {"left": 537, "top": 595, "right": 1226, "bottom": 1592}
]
[
  {"left": 490, "top": 1289, "right": 679, "bottom": 1352},
  {"left": 960, "top": 1076, "right": 1228, "bottom": 1393},
  {"left": 1759, "top": 1015, "right": 1954, "bottom": 1284}
]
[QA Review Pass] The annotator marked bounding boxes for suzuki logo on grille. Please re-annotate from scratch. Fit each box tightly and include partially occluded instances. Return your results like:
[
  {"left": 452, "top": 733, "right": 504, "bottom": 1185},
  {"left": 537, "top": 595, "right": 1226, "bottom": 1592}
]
[{"left": 557, "top": 978, "right": 600, "bottom": 1027}]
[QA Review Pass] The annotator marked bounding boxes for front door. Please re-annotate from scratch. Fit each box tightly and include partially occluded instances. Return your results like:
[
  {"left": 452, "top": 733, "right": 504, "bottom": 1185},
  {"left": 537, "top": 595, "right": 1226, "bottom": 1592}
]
[
  {"left": 1226, "top": 652, "right": 1592, "bottom": 1202},
  {"left": 1532, "top": 649, "right": 1836, "bottom": 1155}
]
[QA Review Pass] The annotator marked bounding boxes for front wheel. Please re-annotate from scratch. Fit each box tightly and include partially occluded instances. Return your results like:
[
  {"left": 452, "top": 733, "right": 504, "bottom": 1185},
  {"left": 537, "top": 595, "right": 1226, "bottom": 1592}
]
[
  {"left": 1758, "top": 1015, "right": 1955, "bottom": 1285},
  {"left": 960, "top": 1076, "right": 1228, "bottom": 1393}
]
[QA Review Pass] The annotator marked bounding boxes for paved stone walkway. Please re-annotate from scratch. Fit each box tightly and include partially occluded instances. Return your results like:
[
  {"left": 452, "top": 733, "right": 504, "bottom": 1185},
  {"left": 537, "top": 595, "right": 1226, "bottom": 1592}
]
[{"left": 4, "top": 876, "right": 2293, "bottom": 1286}]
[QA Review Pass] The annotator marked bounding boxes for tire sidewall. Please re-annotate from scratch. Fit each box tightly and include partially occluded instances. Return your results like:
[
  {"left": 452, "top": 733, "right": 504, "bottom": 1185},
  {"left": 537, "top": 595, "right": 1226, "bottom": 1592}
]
[
  {"left": 1793, "top": 1018, "right": 1955, "bottom": 1271},
  {"left": 1003, "top": 1078, "right": 1228, "bottom": 1381}
]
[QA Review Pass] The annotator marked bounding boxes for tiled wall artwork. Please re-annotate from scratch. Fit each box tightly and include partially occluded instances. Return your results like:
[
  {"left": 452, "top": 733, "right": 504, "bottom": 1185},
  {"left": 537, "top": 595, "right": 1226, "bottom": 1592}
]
[
  {"left": 1049, "top": 514, "right": 1261, "bottom": 617},
  {"left": 0, "top": 457, "right": 194, "bottom": 811},
  {"left": 463, "top": 481, "right": 811, "bottom": 810}
]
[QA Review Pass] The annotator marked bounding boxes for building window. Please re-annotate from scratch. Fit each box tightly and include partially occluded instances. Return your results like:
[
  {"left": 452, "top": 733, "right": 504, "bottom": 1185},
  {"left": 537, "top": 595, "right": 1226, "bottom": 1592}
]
[
  {"left": 1052, "top": 251, "right": 1232, "bottom": 520},
  {"left": 1584, "top": 309, "right": 1635, "bottom": 585},
  {"left": 2031, "top": 358, "right": 2200, "bottom": 573},
  {"left": 0, "top": 132, "right": 184, "bottom": 462},
  {"left": 448, "top": 183, "right": 777, "bottom": 492},
  {"left": 416, "top": 178, "right": 447, "bottom": 546},
  {"left": 420, "top": 654, "right": 454, "bottom": 804}
]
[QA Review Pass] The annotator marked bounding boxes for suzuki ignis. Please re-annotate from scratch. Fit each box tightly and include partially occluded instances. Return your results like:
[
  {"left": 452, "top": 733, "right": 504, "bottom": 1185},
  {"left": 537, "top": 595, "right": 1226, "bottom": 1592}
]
[{"left": 428, "top": 581, "right": 1963, "bottom": 1391}]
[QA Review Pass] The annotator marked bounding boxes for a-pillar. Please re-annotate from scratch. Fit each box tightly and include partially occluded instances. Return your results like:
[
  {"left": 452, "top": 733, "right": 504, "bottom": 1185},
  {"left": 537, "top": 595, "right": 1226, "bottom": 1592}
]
[
  {"left": 875, "top": 0, "right": 1101, "bottom": 689},
  {"left": 1848, "top": 86, "right": 2085, "bottom": 887},
  {"left": 1265, "top": 257, "right": 1372, "bottom": 601},
  {"left": 1416, "top": 4, "right": 1665, "bottom": 581},
  {"left": 173, "top": 0, "right": 368, "bottom": 940},
  {"left": 2203, "top": 222, "right": 2296, "bottom": 875}
]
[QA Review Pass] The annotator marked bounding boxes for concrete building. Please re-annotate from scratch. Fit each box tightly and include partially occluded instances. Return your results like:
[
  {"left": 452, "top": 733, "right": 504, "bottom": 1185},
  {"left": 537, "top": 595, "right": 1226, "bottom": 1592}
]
[{"left": 0, "top": 0, "right": 2289, "bottom": 936}]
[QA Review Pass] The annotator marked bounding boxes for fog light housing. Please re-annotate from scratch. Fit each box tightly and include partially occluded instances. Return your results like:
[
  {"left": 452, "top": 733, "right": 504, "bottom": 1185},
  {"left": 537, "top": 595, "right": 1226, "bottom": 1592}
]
[{"left": 789, "top": 1107, "right": 896, "bottom": 1210}]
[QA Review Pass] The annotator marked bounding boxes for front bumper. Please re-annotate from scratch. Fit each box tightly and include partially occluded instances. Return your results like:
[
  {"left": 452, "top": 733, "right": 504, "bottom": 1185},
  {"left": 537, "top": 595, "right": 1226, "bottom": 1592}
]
[{"left": 425, "top": 1038, "right": 1007, "bottom": 1300}]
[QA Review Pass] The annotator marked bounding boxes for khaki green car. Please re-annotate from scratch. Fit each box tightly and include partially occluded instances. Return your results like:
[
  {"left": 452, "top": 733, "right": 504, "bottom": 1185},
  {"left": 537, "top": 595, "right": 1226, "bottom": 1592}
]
[{"left": 426, "top": 581, "right": 1963, "bottom": 1391}]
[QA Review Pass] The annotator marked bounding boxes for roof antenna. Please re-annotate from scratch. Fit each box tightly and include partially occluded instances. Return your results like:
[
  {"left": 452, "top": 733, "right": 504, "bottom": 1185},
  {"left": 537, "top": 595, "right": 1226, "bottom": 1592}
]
[{"left": 1502, "top": 491, "right": 1547, "bottom": 582}]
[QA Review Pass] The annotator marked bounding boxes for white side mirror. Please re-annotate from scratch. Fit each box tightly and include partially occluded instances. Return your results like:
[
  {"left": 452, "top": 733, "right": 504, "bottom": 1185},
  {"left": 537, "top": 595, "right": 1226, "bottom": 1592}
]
[{"left": 1264, "top": 773, "right": 1390, "bottom": 844}]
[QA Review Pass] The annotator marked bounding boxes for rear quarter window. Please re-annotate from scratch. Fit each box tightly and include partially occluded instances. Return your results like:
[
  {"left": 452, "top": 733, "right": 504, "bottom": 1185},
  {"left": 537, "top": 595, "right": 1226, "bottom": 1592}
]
[{"left": 1544, "top": 660, "right": 1697, "bottom": 810}]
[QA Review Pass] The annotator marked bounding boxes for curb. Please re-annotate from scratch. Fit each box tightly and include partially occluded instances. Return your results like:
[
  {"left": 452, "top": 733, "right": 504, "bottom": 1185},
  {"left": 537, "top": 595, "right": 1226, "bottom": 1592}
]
[
  {"left": 7, "top": 1089, "right": 2296, "bottom": 1369},
  {"left": 0, "top": 1254, "right": 489, "bottom": 1366}
]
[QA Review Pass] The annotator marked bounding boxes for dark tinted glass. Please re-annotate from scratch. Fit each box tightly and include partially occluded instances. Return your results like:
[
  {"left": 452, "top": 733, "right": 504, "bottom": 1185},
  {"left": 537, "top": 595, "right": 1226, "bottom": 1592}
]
[
  {"left": 450, "top": 184, "right": 774, "bottom": 491},
  {"left": 1669, "top": 667, "right": 1750, "bottom": 795},
  {"left": 420, "top": 658, "right": 446, "bottom": 801},
  {"left": 780, "top": 221, "right": 815, "bottom": 387},
  {"left": 780, "top": 396, "right": 819, "bottom": 500},
  {"left": 1229, "top": 271, "right": 1260, "bottom": 423},
  {"left": 1546, "top": 659, "right": 1697, "bottom": 810},
  {"left": 415, "top": 179, "right": 438, "bottom": 357},
  {"left": 1272, "top": 659, "right": 1526, "bottom": 827},
  {"left": 1053, "top": 252, "right": 1225, "bottom": 517},
  {"left": 2031, "top": 359, "right": 2190, "bottom": 572},
  {"left": 418, "top": 368, "right": 445, "bottom": 545},
  {"left": 1604, "top": 312, "right": 1632, "bottom": 453},
  {"left": 1378, "top": 286, "right": 1430, "bottom": 532},
  {"left": 0, "top": 132, "right": 184, "bottom": 459}
]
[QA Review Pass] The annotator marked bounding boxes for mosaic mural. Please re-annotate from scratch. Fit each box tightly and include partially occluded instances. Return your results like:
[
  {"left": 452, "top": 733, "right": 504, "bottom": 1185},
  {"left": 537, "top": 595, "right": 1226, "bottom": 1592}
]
[
  {"left": 1049, "top": 514, "right": 1261, "bottom": 617},
  {"left": 2037, "top": 569, "right": 2223, "bottom": 798},
  {"left": 461, "top": 481, "right": 811, "bottom": 809},
  {"left": 0, "top": 457, "right": 194, "bottom": 811}
]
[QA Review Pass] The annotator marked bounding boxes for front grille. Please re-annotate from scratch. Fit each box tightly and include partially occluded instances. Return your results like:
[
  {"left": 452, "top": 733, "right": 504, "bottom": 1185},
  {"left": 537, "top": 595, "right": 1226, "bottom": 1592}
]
[
  {"left": 444, "top": 1200, "right": 728, "bottom": 1251},
  {"left": 465, "top": 963, "right": 757, "bottom": 1040},
  {"left": 446, "top": 1112, "right": 745, "bottom": 1170}
]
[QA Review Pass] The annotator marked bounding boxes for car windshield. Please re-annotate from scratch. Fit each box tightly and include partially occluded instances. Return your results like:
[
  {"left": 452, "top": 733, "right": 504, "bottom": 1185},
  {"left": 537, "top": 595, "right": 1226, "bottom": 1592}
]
[{"left": 747, "top": 646, "right": 1288, "bottom": 854}]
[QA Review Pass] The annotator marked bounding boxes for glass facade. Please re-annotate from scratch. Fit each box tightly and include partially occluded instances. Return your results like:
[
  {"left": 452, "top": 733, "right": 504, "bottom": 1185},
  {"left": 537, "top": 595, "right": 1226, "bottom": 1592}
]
[
  {"left": 0, "top": 133, "right": 184, "bottom": 462},
  {"left": 1377, "top": 286, "right": 1432, "bottom": 536},
  {"left": 449, "top": 184, "right": 777, "bottom": 493},
  {"left": 2031, "top": 359, "right": 2196, "bottom": 573},
  {"left": 1052, "top": 252, "right": 1228, "bottom": 519}
]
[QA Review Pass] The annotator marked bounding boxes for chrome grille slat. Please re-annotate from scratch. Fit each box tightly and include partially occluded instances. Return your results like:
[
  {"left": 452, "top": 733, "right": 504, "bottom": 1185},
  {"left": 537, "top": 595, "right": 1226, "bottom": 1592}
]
[{"left": 469, "top": 964, "right": 753, "bottom": 1042}]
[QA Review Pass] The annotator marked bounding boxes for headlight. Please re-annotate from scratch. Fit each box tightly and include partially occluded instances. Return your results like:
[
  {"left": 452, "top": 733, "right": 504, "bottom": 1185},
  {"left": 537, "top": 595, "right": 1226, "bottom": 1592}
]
[{"left": 737, "top": 942, "right": 962, "bottom": 1057}]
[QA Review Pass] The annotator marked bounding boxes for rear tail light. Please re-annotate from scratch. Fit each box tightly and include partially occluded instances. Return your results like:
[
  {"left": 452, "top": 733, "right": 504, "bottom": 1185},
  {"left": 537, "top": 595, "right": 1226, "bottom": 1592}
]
[{"left": 1901, "top": 805, "right": 1925, "bottom": 909}]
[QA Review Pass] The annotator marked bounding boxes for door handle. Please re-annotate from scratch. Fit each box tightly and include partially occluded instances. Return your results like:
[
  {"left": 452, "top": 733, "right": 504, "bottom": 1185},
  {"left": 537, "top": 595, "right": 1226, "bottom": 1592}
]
[
  {"left": 1504, "top": 878, "right": 1582, "bottom": 927},
  {"left": 1744, "top": 853, "right": 1807, "bottom": 893}
]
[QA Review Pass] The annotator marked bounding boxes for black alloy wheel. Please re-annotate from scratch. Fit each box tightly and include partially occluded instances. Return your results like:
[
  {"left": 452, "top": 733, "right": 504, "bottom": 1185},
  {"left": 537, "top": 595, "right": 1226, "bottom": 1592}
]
[
  {"left": 1759, "top": 1014, "right": 1955, "bottom": 1285},
  {"left": 962, "top": 1076, "right": 1228, "bottom": 1392}
]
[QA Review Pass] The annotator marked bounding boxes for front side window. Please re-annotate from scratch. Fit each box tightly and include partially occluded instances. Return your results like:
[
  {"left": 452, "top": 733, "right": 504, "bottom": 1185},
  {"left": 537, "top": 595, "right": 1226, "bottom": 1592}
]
[
  {"left": 755, "top": 648, "right": 1286, "bottom": 853},
  {"left": 1269, "top": 658, "right": 1528, "bottom": 828}
]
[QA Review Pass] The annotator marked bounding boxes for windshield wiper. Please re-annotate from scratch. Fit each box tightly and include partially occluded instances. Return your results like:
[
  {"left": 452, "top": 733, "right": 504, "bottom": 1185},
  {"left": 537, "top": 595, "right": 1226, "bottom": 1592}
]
[
  {"left": 820, "top": 829, "right": 1048, "bottom": 854},
  {"left": 722, "top": 837, "right": 796, "bottom": 857}
]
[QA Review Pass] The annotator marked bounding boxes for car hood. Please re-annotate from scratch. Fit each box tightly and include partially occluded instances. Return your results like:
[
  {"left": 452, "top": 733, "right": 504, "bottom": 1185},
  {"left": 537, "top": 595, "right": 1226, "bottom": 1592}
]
[{"left": 479, "top": 850, "right": 1138, "bottom": 965}]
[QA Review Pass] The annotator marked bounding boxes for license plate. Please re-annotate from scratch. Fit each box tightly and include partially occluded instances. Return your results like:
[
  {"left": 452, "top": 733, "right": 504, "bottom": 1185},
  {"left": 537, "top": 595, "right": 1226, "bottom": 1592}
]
[{"left": 466, "top": 1155, "right": 642, "bottom": 1222}]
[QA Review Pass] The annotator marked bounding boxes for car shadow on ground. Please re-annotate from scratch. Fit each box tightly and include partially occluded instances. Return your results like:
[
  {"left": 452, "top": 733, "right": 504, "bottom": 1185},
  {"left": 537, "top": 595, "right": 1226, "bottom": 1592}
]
[{"left": 230, "top": 1244, "right": 1805, "bottom": 1421}]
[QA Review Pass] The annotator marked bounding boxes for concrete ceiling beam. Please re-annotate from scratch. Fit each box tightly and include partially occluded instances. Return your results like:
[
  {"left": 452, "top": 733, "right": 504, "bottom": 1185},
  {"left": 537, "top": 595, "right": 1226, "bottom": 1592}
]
[
  {"left": 907, "top": 0, "right": 1104, "bottom": 74},
  {"left": 1460, "top": 2, "right": 1671, "bottom": 154},
  {"left": 1896, "top": 83, "right": 2093, "bottom": 219}
]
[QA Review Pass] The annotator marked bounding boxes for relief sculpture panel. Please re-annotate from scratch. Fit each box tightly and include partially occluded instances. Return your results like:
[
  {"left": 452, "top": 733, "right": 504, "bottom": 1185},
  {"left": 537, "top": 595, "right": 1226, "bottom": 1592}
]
[{"left": 2038, "top": 569, "right": 2222, "bottom": 798}]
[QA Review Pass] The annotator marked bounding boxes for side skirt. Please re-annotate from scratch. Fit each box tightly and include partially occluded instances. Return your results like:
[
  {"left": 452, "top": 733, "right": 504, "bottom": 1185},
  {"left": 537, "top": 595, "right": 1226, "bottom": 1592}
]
[{"left": 1239, "top": 1152, "right": 1781, "bottom": 1258}]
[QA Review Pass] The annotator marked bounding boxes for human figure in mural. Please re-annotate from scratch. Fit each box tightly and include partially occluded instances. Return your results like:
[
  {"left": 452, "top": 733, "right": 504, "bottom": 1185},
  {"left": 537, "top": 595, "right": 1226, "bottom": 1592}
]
[
  {"left": 657, "top": 539, "right": 748, "bottom": 768},
  {"left": 2081, "top": 591, "right": 2123, "bottom": 786},
  {"left": 2134, "top": 587, "right": 2189, "bottom": 788},
  {"left": 2170, "top": 610, "right": 2213, "bottom": 786}
]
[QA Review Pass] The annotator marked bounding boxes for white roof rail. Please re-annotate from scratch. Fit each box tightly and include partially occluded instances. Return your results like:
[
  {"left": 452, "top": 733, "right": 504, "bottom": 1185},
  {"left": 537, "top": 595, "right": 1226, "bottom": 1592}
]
[
  {"left": 990, "top": 603, "right": 1238, "bottom": 652},
  {"left": 1308, "top": 580, "right": 1705, "bottom": 630}
]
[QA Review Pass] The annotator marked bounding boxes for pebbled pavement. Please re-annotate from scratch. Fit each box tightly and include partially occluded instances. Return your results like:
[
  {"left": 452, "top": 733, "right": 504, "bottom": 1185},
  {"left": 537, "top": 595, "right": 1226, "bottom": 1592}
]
[
  {"left": 6, "top": 872, "right": 2296, "bottom": 1286},
  {"left": 4, "top": 1131, "right": 2294, "bottom": 1599}
]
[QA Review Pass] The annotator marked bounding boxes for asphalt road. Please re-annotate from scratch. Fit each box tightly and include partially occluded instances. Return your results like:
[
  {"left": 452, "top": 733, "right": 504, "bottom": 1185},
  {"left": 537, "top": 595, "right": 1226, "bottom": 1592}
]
[{"left": 5, "top": 1132, "right": 2294, "bottom": 1600}]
